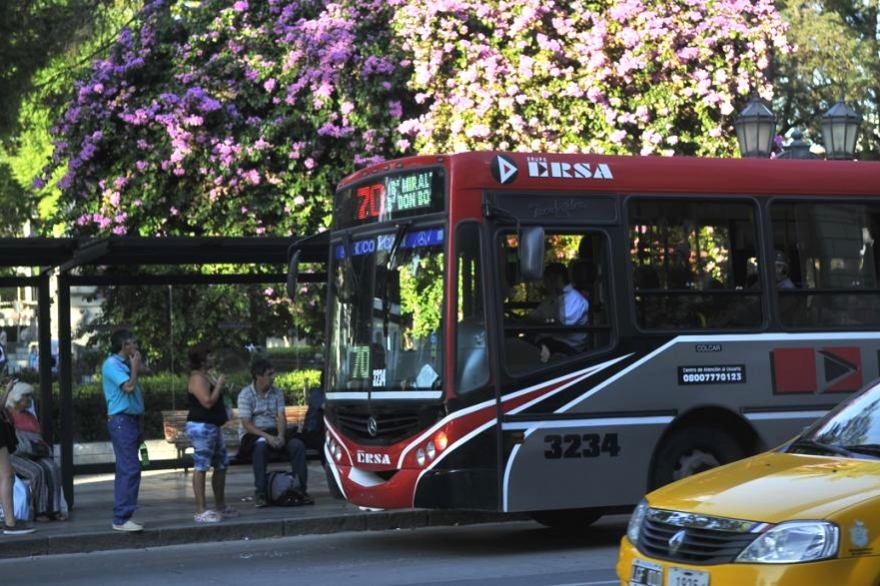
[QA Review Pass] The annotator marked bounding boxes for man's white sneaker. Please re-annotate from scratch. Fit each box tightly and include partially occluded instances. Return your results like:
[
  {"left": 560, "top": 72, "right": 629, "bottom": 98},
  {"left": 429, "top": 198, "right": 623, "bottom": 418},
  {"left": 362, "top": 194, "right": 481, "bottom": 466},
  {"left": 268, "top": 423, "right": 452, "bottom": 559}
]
[{"left": 112, "top": 520, "right": 144, "bottom": 532}]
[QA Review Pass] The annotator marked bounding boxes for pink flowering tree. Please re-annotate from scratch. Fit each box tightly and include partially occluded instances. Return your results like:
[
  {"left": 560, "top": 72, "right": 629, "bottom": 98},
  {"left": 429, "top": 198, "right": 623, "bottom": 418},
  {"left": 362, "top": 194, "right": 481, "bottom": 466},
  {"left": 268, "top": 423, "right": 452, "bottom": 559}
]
[
  {"left": 41, "top": 0, "right": 787, "bottom": 237},
  {"left": 40, "top": 0, "right": 410, "bottom": 238},
  {"left": 393, "top": 0, "right": 789, "bottom": 157}
]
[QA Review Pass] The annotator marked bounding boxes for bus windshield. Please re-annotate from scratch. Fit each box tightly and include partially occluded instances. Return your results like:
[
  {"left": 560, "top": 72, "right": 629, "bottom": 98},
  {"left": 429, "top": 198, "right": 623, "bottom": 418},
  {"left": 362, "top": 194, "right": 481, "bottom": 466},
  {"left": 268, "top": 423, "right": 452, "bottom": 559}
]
[{"left": 327, "top": 226, "right": 445, "bottom": 398}]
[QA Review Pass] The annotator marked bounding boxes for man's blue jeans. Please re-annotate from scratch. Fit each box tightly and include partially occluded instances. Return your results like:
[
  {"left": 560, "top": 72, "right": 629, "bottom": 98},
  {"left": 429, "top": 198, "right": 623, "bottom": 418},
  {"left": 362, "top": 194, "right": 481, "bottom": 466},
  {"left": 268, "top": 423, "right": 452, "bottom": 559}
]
[
  {"left": 252, "top": 434, "right": 308, "bottom": 497},
  {"left": 107, "top": 413, "right": 142, "bottom": 525}
]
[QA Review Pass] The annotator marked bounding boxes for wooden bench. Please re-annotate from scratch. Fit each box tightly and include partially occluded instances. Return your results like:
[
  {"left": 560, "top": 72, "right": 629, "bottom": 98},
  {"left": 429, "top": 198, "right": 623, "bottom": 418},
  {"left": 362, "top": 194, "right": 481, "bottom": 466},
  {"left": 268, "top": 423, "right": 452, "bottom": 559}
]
[{"left": 162, "top": 405, "right": 319, "bottom": 470}]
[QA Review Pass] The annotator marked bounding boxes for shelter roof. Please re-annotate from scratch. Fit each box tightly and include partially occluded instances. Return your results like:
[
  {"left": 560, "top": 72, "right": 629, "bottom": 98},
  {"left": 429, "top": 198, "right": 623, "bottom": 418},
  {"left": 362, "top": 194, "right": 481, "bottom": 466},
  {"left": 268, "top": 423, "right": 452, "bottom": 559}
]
[{"left": 0, "top": 235, "right": 328, "bottom": 272}]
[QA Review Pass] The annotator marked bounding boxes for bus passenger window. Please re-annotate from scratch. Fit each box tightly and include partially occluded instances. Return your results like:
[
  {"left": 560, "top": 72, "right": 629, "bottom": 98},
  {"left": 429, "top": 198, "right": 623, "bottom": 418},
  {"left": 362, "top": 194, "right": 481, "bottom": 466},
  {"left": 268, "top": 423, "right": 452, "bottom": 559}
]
[
  {"left": 772, "top": 201, "right": 880, "bottom": 328},
  {"left": 628, "top": 198, "right": 762, "bottom": 330}
]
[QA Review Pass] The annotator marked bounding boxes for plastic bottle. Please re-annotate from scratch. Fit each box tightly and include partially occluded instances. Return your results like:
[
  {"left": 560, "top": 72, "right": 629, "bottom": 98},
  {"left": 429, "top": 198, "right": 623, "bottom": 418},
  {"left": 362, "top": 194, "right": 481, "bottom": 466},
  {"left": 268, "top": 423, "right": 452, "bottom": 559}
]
[{"left": 139, "top": 442, "right": 150, "bottom": 467}]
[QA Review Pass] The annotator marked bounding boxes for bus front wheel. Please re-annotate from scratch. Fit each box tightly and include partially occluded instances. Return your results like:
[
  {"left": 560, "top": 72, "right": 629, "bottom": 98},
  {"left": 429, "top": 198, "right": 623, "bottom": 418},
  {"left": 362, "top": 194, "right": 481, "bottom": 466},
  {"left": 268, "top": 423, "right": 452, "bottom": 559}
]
[
  {"left": 528, "top": 508, "right": 605, "bottom": 531},
  {"left": 650, "top": 426, "right": 744, "bottom": 490}
]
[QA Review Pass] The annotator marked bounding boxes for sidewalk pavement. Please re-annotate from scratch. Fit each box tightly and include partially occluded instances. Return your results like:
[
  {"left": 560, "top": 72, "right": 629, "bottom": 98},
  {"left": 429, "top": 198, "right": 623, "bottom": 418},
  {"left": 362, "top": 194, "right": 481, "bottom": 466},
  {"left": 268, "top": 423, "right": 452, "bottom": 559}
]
[{"left": 0, "top": 462, "right": 522, "bottom": 559}]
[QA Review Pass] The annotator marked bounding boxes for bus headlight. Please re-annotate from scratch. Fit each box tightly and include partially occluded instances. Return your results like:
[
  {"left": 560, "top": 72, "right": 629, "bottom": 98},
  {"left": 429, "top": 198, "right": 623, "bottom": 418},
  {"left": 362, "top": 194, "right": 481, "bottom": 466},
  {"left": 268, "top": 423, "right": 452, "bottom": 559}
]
[
  {"left": 626, "top": 499, "right": 649, "bottom": 545},
  {"left": 435, "top": 431, "right": 448, "bottom": 451},
  {"left": 416, "top": 448, "right": 426, "bottom": 466},
  {"left": 736, "top": 521, "right": 839, "bottom": 563},
  {"left": 426, "top": 441, "right": 436, "bottom": 460}
]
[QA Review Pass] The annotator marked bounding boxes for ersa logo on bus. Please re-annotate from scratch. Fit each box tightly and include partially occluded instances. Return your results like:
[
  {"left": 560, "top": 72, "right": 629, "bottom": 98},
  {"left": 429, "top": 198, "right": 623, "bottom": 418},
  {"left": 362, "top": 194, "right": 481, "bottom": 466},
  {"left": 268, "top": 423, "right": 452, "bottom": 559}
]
[{"left": 490, "top": 154, "right": 614, "bottom": 185}]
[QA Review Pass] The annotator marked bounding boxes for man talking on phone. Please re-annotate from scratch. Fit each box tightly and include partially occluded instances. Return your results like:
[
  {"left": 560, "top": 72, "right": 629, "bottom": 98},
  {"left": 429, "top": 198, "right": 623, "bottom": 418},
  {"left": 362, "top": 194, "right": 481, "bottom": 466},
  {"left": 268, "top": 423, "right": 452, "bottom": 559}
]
[{"left": 102, "top": 328, "right": 146, "bottom": 532}]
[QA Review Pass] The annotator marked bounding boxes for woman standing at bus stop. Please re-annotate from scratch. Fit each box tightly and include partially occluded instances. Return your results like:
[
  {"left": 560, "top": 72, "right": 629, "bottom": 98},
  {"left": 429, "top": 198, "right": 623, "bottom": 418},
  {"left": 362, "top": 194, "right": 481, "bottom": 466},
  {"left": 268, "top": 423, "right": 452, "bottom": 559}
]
[{"left": 185, "top": 342, "right": 238, "bottom": 523}]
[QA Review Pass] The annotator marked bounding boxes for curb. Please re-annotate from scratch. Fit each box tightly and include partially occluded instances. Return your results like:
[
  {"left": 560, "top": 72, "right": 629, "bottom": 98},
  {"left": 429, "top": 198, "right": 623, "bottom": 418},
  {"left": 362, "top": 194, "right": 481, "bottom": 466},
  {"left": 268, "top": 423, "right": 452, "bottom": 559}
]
[{"left": 0, "top": 510, "right": 526, "bottom": 559}]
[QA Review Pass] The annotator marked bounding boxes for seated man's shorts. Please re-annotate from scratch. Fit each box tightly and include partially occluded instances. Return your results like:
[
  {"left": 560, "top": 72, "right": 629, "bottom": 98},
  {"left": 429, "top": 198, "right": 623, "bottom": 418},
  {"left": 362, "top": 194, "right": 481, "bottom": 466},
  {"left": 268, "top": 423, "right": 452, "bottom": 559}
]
[{"left": 185, "top": 421, "right": 230, "bottom": 472}]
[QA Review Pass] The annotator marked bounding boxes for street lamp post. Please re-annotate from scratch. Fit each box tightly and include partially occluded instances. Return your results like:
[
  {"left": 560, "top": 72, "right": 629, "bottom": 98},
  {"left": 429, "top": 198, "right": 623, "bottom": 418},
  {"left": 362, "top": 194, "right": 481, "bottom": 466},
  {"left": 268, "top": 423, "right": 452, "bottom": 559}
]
[
  {"left": 775, "top": 129, "right": 822, "bottom": 160},
  {"left": 734, "top": 97, "right": 776, "bottom": 158}
]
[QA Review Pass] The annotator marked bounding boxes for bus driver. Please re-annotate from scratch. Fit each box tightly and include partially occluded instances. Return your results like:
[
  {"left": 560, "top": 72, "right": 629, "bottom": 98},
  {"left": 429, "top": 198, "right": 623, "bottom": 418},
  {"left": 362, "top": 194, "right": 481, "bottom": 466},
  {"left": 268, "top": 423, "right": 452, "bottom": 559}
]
[{"left": 529, "top": 262, "right": 589, "bottom": 357}]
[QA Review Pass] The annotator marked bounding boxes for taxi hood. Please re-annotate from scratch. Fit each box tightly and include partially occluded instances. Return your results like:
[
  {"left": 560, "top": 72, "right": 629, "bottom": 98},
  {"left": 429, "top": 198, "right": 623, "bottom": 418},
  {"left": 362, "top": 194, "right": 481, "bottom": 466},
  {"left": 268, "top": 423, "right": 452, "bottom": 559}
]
[{"left": 648, "top": 452, "right": 880, "bottom": 523}]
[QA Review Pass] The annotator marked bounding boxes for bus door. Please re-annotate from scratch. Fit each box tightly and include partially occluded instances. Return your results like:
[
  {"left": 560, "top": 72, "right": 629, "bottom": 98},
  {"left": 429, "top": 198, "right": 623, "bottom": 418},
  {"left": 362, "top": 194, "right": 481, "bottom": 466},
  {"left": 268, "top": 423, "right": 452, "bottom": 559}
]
[{"left": 492, "top": 221, "right": 624, "bottom": 514}]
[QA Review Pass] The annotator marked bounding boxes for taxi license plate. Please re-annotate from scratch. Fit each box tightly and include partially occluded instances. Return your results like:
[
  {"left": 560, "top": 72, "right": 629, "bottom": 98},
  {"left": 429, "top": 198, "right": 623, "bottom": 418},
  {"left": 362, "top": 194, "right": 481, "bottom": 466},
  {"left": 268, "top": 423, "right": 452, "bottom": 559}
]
[
  {"left": 668, "top": 567, "right": 709, "bottom": 586},
  {"left": 629, "top": 559, "right": 662, "bottom": 586}
]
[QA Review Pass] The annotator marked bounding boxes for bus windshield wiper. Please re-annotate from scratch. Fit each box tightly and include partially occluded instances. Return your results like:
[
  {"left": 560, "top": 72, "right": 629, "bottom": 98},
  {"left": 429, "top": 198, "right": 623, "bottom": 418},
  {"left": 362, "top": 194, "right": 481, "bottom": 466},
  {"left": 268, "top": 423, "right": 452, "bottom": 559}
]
[
  {"left": 787, "top": 438, "right": 857, "bottom": 458},
  {"left": 380, "top": 223, "right": 410, "bottom": 358},
  {"left": 342, "top": 232, "right": 359, "bottom": 294},
  {"left": 387, "top": 221, "right": 411, "bottom": 271}
]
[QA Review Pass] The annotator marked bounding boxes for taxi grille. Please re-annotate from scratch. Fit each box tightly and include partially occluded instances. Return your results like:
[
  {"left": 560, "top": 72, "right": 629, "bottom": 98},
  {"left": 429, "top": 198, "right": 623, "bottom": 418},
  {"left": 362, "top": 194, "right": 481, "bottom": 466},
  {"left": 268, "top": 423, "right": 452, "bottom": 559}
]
[{"left": 638, "top": 517, "right": 757, "bottom": 564}]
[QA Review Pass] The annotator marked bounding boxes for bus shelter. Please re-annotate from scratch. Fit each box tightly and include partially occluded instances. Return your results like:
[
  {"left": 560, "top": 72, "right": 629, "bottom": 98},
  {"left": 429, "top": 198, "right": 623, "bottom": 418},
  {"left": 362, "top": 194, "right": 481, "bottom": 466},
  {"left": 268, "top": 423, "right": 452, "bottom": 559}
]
[{"left": 2, "top": 236, "right": 327, "bottom": 507}]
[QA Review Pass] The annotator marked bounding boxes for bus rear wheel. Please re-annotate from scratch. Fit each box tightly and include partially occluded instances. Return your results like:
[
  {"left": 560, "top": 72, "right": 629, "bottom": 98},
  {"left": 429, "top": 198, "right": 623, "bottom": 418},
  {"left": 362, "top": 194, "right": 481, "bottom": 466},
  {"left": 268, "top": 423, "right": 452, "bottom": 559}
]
[
  {"left": 528, "top": 508, "right": 605, "bottom": 531},
  {"left": 650, "top": 426, "right": 744, "bottom": 490}
]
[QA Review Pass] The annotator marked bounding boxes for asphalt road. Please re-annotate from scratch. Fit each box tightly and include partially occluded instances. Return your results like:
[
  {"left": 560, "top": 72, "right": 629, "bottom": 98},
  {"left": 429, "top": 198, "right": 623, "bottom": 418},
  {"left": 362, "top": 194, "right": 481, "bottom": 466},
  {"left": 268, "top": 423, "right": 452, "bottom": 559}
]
[{"left": 1, "top": 517, "right": 629, "bottom": 585}]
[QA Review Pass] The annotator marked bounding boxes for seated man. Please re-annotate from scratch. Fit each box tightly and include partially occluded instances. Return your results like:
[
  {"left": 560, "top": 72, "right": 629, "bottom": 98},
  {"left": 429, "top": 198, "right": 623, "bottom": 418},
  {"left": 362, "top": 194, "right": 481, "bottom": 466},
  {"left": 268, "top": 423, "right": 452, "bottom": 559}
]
[
  {"left": 236, "top": 358, "right": 312, "bottom": 507},
  {"left": 530, "top": 262, "right": 589, "bottom": 355}
]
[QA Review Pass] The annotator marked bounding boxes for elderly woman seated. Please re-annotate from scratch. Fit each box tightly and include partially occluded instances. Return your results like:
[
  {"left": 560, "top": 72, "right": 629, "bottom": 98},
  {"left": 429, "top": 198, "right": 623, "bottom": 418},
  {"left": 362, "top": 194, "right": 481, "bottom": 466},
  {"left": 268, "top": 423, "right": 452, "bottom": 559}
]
[{"left": 6, "top": 382, "right": 68, "bottom": 521}]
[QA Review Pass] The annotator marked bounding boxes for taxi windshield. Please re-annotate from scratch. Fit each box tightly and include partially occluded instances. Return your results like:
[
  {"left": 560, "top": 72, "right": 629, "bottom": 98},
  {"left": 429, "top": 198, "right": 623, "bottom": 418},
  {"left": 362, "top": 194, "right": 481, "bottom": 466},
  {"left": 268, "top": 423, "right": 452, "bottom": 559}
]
[{"left": 797, "top": 381, "right": 880, "bottom": 455}]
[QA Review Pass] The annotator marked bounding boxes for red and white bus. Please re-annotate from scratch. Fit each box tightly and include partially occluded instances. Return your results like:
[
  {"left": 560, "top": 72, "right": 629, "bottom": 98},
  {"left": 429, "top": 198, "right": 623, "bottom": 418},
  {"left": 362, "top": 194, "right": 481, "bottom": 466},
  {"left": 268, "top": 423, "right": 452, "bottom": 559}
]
[{"left": 289, "top": 151, "right": 880, "bottom": 528}]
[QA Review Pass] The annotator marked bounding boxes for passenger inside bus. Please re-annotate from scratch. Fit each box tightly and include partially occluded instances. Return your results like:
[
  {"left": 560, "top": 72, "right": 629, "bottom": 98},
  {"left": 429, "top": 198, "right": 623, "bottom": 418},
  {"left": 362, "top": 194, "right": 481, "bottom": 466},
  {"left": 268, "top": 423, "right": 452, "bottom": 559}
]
[{"left": 774, "top": 250, "right": 796, "bottom": 289}]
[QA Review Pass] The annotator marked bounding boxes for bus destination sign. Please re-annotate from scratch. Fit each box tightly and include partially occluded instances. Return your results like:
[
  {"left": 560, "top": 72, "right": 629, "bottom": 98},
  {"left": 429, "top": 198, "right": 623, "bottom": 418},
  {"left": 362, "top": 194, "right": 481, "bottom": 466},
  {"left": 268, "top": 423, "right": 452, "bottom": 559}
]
[
  {"left": 335, "top": 167, "right": 445, "bottom": 229},
  {"left": 385, "top": 171, "right": 433, "bottom": 214}
]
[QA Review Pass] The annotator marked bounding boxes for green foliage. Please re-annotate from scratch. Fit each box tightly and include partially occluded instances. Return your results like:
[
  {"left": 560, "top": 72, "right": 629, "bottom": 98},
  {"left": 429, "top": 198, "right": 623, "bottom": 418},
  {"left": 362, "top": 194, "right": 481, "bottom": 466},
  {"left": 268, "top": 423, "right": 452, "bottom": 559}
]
[
  {"left": 774, "top": 0, "right": 879, "bottom": 159},
  {"left": 78, "top": 280, "right": 297, "bottom": 375},
  {"left": 0, "top": 159, "right": 29, "bottom": 235},
  {"left": 275, "top": 370, "right": 322, "bottom": 405},
  {"left": 0, "top": 0, "right": 131, "bottom": 139}
]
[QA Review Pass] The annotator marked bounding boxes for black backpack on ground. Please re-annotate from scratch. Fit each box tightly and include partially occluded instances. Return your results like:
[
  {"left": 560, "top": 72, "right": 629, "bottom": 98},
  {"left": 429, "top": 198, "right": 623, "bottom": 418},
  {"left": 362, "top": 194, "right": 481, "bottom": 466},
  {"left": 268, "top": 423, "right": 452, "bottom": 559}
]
[{"left": 266, "top": 471, "right": 306, "bottom": 506}]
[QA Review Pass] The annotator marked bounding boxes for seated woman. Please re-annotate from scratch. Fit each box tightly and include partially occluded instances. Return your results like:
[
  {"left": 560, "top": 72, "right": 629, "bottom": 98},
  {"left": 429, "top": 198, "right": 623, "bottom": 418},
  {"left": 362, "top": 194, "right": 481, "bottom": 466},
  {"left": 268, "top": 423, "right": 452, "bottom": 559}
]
[{"left": 6, "top": 382, "right": 68, "bottom": 521}]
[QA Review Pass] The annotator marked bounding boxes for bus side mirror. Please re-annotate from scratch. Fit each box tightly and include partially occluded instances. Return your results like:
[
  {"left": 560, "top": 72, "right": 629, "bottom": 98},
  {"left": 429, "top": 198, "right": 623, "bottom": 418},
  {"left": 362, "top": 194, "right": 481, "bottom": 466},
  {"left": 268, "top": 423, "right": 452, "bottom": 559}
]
[
  {"left": 286, "top": 249, "right": 301, "bottom": 300},
  {"left": 519, "top": 226, "right": 545, "bottom": 281}
]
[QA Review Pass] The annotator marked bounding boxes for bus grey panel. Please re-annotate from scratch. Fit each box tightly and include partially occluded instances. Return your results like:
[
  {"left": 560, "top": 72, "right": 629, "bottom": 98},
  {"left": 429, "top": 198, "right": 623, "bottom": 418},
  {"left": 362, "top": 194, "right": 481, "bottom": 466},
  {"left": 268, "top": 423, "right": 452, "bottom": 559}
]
[{"left": 503, "top": 421, "right": 660, "bottom": 512}]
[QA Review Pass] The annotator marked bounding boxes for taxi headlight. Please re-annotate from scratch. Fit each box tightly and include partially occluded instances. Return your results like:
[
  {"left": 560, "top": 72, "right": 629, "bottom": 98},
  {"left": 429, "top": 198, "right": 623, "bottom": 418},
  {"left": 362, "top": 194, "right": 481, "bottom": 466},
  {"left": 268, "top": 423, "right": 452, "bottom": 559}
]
[
  {"left": 627, "top": 499, "right": 649, "bottom": 545},
  {"left": 736, "top": 521, "right": 839, "bottom": 563}
]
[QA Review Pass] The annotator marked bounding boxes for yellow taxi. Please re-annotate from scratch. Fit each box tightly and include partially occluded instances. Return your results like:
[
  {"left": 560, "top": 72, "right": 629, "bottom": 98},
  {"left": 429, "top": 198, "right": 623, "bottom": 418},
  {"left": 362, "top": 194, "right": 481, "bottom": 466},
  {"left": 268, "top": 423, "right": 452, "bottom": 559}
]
[{"left": 617, "top": 379, "right": 880, "bottom": 586}]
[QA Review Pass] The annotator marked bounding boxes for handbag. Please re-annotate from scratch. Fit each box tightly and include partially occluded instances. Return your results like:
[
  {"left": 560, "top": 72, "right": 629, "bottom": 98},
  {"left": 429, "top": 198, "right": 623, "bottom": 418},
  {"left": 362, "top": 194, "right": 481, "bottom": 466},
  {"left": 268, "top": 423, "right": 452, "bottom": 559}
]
[
  {"left": 14, "top": 428, "right": 51, "bottom": 459},
  {"left": 0, "top": 408, "right": 17, "bottom": 454}
]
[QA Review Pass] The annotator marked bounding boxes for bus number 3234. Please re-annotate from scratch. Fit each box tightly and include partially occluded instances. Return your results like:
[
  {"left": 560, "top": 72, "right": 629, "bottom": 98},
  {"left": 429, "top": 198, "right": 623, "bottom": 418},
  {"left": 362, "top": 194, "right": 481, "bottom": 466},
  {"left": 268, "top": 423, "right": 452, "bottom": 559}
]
[{"left": 543, "top": 433, "right": 621, "bottom": 459}]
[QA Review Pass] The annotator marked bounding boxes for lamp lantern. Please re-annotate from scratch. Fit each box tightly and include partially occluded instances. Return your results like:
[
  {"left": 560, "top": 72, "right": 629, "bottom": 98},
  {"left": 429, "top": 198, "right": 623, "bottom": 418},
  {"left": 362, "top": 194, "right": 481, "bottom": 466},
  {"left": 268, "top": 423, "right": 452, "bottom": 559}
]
[
  {"left": 734, "top": 97, "right": 776, "bottom": 158},
  {"left": 821, "top": 99, "right": 861, "bottom": 160}
]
